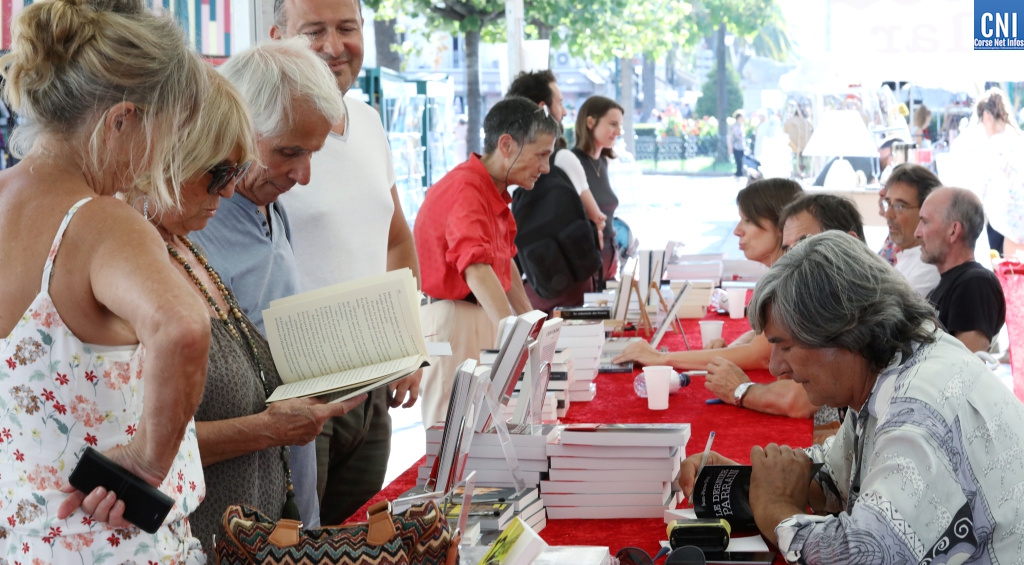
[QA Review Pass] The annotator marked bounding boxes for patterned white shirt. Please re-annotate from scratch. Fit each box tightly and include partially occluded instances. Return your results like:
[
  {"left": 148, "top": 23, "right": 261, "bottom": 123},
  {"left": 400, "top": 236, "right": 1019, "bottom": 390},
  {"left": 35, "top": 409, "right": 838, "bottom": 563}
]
[{"left": 776, "top": 329, "right": 1024, "bottom": 564}]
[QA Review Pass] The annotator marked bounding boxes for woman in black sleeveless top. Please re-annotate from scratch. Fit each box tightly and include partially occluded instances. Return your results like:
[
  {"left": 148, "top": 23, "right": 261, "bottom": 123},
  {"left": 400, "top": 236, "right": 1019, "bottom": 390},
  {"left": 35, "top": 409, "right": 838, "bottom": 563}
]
[{"left": 572, "top": 96, "right": 624, "bottom": 283}]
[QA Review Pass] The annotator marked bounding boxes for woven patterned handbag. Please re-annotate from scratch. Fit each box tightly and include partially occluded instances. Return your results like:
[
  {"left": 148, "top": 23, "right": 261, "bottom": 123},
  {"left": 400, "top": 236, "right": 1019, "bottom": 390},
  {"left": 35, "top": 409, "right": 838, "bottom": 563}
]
[{"left": 214, "top": 500, "right": 460, "bottom": 565}]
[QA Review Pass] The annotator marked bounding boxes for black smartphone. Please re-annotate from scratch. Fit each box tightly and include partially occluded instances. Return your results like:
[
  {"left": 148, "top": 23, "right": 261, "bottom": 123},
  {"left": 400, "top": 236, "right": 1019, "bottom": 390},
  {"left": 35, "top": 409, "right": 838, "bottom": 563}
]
[{"left": 68, "top": 447, "right": 175, "bottom": 534}]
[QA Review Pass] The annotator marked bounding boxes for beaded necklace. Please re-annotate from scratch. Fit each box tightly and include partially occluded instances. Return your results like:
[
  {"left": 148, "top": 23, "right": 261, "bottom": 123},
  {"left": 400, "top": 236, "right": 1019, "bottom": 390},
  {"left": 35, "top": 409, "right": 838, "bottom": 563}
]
[{"left": 166, "top": 235, "right": 300, "bottom": 521}]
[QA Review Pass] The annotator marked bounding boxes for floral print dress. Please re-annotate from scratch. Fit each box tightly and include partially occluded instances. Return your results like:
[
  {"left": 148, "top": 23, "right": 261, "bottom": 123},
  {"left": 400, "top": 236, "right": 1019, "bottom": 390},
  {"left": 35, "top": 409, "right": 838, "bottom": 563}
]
[{"left": 0, "top": 198, "right": 206, "bottom": 564}]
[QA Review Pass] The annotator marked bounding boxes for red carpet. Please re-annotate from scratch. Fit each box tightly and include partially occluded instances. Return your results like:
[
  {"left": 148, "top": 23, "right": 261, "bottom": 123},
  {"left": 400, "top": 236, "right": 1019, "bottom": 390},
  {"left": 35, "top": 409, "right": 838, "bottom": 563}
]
[{"left": 353, "top": 311, "right": 808, "bottom": 563}]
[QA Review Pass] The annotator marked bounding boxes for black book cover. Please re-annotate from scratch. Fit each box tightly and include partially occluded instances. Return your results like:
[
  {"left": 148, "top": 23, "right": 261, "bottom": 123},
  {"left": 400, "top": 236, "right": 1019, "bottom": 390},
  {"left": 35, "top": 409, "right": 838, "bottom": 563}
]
[{"left": 693, "top": 464, "right": 822, "bottom": 531}]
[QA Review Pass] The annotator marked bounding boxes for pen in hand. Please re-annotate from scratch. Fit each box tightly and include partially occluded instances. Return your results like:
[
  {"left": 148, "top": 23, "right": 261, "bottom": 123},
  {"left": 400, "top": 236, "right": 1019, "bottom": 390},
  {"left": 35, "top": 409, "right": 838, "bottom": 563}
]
[{"left": 690, "top": 431, "right": 716, "bottom": 507}]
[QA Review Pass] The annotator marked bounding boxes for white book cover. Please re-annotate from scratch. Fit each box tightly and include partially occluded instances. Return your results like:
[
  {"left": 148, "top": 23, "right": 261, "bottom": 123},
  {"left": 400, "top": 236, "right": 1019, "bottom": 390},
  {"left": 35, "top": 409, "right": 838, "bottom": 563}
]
[
  {"left": 547, "top": 463, "right": 679, "bottom": 483},
  {"left": 546, "top": 504, "right": 667, "bottom": 520},
  {"left": 547, "top": 442, "right": 677, "bottom": 459},
  {"left": 567, "top": 380, "right": 596, "bottom": 393},
  {"left": 549, "top": 453, "right": 680, "bottom": 470},
  {"left": 556, "top": 320, "right": 605, "bottom": 339},
  {"left": 551, "top": 349, "right": 573, "bottom": 365},
  {"left": 417, "top": 466, "right": 542, "bottom": 486},
  {"left": 476, "top": 517, "right": 547, "bottom": 565},
  {"left": 426, "top": 423, "right": 559, "bottom": 448},
  {"left": 425, "top": 455, "right": 549, "bottom": 472},
  {"left": 558, "top": 423, "right": 692, "bottom": 448},
  {"left": 523, "top": 511, "right": 546, "bottom": 533},
  {"left": 564, "top": 345, "right": 602, "bottom": 360},
  {"left": 569, "top": 360, "right": 598, "bottom": 372},
  {"left": 566, "top": 388, "right": 597, "bottom": 402},
  {"left": 556, "top": 335, "right": 605, "bottom": 349},
  {"left": 544, "top": 491, "right": 670, "bottom": 507},
  {"left": 540, "top": 480, "right": 670, "bottom": 495}
]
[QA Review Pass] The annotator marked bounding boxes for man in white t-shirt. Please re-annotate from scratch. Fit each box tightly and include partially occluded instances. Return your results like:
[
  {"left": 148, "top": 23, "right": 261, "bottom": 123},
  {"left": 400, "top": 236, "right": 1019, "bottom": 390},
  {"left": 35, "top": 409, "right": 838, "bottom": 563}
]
[
  {"left": 883, "top": 164, "right": 942, "bottom": 297},
  {"left": 271, "top": 0, "right": 421, "bottom": 525}
]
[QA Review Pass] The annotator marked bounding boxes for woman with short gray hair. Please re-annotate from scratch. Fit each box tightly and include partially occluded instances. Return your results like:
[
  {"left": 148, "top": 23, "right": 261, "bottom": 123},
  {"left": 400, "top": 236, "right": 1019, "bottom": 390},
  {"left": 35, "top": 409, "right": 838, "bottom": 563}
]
[{"left": 679, "top": 231, "right": 1024, "bottom": 564}]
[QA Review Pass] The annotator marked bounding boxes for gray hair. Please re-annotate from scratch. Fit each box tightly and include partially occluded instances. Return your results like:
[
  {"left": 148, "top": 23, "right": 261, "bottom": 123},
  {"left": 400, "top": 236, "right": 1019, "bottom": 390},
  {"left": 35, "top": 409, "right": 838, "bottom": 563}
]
[
  {"left": 943, "top": 187, "right": 986, "bottom": 249},
  {"left": 749, "top": 231, "right": 937, "bottom": 372},
  {"left": 218, "top": 36, "right": 343, "bottom": 138},
  {"left": 483, "top": 96, "right": 561, "bottom": 155}
]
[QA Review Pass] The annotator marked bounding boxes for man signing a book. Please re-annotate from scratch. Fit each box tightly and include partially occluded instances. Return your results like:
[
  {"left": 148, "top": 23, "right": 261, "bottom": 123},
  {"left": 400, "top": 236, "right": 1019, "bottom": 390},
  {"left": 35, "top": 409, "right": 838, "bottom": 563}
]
[
  {"left": 414, "top": 96, "right": 560, "bottom": 428},
  {"left": 677, "top": 232, "right": 1024, "bottom": 564}
]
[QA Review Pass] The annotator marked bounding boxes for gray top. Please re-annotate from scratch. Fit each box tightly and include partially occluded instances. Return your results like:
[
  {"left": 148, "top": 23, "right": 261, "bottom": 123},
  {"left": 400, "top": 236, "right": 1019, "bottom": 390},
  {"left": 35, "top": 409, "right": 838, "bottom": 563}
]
[
  {"left": 191, "top": 194, "right": 322, "bottom": 528},
  {"left": 191, "top": 317, "right": 287, "bottom": 554}
]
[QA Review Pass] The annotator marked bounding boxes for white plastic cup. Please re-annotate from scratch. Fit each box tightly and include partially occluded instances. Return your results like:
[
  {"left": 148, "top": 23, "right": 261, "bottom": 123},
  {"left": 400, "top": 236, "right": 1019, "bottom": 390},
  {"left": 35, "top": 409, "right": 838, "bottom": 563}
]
[
  {"left": 699, "top": 320, "right": 724, "bottom": 348},
  {"left": 727, "top": 289, "right": 747, "bottom": 320},
  {"left": 644, "top": 366, "right": 672, "bottom": 410}
]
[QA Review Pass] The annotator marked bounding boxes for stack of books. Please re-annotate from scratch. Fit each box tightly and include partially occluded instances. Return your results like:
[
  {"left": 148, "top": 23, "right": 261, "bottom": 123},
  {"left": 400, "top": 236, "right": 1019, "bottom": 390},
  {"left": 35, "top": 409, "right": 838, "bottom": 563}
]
[
  {"left": 541, "top": 423, "right": 691, "bottom": 519},
  {"left": 448, "top": 485, "right": 548, "bottom": 544},
  {"left": 667, "top": 280, "right": 714, "bottom": 319},
  {"left": 555, "top": 320, "right": 603, "bottom": 402},
  {"left": 481, "top": 348, "right": 572, "bottom": 420},
  {"left": 421, "top": 423, "right": 559, "bottom": 488}
]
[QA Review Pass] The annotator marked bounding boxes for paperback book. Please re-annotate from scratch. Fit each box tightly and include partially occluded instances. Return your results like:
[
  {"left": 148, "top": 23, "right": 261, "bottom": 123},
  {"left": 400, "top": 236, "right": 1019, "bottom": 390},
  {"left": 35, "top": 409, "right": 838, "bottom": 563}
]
[{"left": 261, "top": 268, "right": 429, "bottom": 403}]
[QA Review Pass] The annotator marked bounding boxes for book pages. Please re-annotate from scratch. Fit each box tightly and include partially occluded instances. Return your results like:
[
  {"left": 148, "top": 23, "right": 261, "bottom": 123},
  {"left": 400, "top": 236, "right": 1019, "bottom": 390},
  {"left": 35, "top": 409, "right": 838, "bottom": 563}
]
[
  {"left": 263, "top": 269, "right": 426, "bottom": 383},
  {"left": 265, "top": 354, "right": 422, "bottom": 403}
]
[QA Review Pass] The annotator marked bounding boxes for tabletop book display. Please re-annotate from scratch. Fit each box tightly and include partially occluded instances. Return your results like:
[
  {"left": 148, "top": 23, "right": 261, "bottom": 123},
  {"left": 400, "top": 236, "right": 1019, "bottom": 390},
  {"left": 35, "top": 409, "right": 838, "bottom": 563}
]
[
  {"left": 260, "top": 268, "right": 429, "bottom": 403},
  {"left": 542, "top": 423, "right": 691, "bottom": 520},
  {"left": 556, "top": 320, "right": 604, "bottom": 398}
]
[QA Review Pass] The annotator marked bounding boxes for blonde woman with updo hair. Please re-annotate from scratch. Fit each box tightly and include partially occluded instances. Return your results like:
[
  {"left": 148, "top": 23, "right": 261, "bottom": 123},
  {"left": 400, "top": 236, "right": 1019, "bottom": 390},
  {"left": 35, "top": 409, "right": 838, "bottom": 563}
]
[{"left": 0, "top": 0, "right": 214, "bottom": 560}]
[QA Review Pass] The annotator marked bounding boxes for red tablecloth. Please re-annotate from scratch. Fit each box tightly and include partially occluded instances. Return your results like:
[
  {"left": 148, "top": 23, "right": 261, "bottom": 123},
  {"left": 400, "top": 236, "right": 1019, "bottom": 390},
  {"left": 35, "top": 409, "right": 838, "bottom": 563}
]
[{"left": 354, "top": 312, "right": 810, "bottom": 562}]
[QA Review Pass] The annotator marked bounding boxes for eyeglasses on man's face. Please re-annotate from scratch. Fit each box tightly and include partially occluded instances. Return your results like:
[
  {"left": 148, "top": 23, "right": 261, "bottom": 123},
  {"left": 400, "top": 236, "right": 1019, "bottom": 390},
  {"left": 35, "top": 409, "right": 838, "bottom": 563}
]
[
  {"left": 207, "top": 160, "right": 252, "bottom": 196},
  {"left": 881, "top": 199, "right": 919, "bottom": 214}
]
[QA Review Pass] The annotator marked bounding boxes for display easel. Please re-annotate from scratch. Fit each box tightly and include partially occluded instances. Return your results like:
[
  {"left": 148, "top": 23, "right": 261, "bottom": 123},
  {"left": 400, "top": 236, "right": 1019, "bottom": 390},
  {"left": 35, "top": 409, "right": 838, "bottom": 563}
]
[
  {"left": 648, "top": 284, "right": 690, "bottom": 350},
  {"left": 631, "top": 276, "right": 654, "bottom": 336}
]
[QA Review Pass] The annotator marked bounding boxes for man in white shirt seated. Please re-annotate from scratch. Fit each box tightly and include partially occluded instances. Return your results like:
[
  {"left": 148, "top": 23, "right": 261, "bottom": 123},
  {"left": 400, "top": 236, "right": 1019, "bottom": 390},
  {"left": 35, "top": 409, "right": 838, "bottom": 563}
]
[{"left": 883, "top": 164, "right": 942, "bottom": 296}]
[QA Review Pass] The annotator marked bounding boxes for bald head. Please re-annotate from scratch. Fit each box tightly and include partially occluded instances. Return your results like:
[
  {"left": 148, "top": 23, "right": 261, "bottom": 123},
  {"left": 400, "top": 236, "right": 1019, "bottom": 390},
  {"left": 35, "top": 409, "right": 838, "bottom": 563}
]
[{"left": 915, "top": 187, "right": 984, "bottom": 271}]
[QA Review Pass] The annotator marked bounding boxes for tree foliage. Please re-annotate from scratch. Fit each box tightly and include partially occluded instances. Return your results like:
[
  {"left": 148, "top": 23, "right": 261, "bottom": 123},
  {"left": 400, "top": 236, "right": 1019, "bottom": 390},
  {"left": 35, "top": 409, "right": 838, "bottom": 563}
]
[
  {"left": 524, "top": 0, "right": 694, "bottom": 62},
  {"left": 694, "top": 61, "right": 742, "bottom": 119}
]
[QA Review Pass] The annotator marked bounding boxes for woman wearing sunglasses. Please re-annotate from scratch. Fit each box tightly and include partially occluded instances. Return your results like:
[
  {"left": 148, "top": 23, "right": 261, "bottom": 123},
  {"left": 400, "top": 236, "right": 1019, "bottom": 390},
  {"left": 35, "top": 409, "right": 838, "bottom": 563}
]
[{"left": 141, "top": 51, "right": 364, "bottom": 551}]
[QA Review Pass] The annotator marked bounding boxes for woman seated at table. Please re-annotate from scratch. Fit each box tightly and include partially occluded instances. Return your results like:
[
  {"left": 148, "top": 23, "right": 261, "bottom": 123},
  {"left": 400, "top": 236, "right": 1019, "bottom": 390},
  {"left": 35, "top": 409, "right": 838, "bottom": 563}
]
[
  {"left": 612, "top": 178, "right": 823, "bottom": 420},
  {"left": 130, "top": 66, "right": 366, "bottom": 552}
]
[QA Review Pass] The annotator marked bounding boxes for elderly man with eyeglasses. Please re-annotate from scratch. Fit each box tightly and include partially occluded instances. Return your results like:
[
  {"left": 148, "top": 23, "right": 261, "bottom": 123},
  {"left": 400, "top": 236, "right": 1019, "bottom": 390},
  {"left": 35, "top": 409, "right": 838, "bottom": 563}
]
[
  {"left": 190, "top": 37, "right": 345, "bottom": 530},
  {"left": 882, "top": 163, "right": 942, "bottom": 297}
]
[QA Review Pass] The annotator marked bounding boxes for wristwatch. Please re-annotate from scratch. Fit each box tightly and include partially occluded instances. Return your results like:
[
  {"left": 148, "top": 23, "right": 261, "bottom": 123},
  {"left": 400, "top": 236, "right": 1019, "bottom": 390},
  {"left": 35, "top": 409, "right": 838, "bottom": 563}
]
[{"left": 733, "top": 382, "right": 755, "bottom": 408}]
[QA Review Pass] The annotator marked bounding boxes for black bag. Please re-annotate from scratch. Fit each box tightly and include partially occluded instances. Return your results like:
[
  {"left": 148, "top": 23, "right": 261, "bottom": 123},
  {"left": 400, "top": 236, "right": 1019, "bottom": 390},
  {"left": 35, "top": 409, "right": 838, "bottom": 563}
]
[{"left": 512, "top": 154, "right": 603, "bottom": 300}]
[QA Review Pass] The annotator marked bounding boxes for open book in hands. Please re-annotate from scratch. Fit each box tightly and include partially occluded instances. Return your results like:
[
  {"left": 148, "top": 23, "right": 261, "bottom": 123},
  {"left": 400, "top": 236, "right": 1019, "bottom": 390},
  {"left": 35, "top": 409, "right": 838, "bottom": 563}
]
[{"left": 261, "top": 268, "right": 429, "bottom": 403}]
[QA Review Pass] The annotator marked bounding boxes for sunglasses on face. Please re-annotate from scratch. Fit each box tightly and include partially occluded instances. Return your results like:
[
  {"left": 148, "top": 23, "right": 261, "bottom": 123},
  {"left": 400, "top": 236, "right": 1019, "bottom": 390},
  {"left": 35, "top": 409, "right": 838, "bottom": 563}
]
[
  {"left": 207, "top": 160, "right": 252, "bottom": 195},
  {"left": 616, "top": 545, "right": 707, "bottom": 565}
]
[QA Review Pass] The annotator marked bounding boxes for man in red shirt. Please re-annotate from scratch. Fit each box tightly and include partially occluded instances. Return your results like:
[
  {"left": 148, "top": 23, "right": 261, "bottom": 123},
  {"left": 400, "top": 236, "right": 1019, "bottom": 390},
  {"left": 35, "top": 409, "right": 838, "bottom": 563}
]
[{"left": 415, "top": 96, "right": 560, "bottom": 427}]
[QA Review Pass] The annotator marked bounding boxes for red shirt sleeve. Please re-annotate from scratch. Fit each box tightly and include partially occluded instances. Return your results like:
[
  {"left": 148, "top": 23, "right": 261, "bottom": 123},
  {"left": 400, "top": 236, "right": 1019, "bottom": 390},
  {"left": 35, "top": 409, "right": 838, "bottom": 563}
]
[{"left": 445, "top": 184, "right": 499, "bottom": 274}]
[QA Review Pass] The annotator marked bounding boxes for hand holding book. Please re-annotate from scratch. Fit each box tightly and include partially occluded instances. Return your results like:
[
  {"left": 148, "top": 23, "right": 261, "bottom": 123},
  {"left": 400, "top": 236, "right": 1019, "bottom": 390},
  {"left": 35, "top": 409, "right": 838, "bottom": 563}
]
[
  {"left": 260, "top": 394, "right": 367, "bottom": 446},
  {"left": 747, "top": 443, "right": 817, "bottom": 543},
  {"left": 678, "top": 450, "right": 738, "bottom": 501}
]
